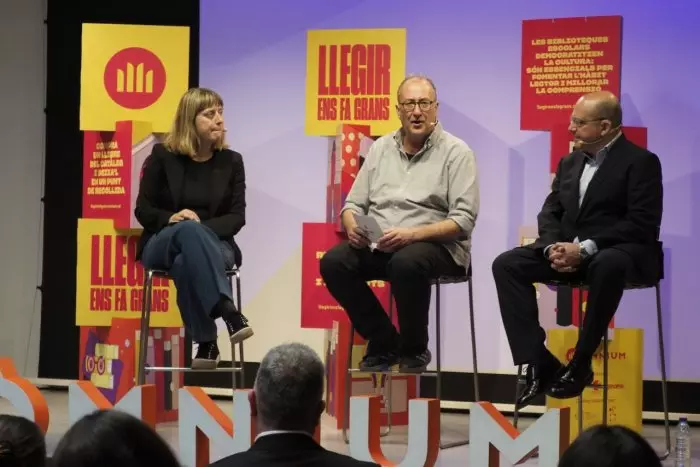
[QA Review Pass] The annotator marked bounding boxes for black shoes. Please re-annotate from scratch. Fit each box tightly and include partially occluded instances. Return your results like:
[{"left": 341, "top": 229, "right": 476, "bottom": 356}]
[
  {"left": 192, "top": 341, "right": 220, "bottom": 370},
  {"left": 213, "top": 297, "right": 254, "bottom": 345},
  {"left": 359, "top": 350, "right": 400, "bottom": 372},
  {"left": 400, "top": 349, "right": 432, "bottom": 373},
  {"left": 516, "top": 352, "right": 563, "bottom": 408},
  {"left": 223, "top": 312, "right": 254, "bottom": 344},
  {"left": 357, "top": 342, "right": 433, "bottom": 374},
  {"left": 548, "top": 357, "right": 594, "bottom": 399}
]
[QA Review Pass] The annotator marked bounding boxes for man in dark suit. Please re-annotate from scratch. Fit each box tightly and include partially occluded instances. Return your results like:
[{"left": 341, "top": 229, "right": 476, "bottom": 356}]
[
  {"left": 492, "top": 91, "right": 663, "bottom": 407},
  {"left": 210, "top": 343, "right": 378, "bottom": 467}
]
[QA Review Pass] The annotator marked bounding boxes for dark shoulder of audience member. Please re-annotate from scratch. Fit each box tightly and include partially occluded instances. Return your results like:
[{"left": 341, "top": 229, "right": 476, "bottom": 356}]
[
  {"left": 559, "top": 425, "right": 662, "bottom": 467},
  {"left": 0, "top": 414, "right": 46, "bottom": 467},
  {"left": 50, "top": 409, "right": 180, "bottom": 467}
]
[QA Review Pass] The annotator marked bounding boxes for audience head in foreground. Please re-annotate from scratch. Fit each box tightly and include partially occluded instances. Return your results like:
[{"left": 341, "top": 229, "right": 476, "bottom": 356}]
[
  {"left": 0, "top": 414, "right": 46, "bottom": 467},
  {"left": 252, "top": 342, "right": 326, "bottom": 434},
  {"left": 51, "top": 409, "right": 180, "bottom": 467},
  {"left": 559, "top": 425, "right": 662, "bottom": 467},
  {"left": 212, "top": 342, "right": 379, "bottom": 466}
]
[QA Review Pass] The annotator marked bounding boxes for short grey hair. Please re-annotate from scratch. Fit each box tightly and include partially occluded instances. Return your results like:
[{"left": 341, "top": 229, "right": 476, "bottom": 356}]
[
  {"left": 254, "top": 343, "right": 325, "bottom": 430},
  {"left": 397, "top": 73, "right": 438, "bottom": 101}
]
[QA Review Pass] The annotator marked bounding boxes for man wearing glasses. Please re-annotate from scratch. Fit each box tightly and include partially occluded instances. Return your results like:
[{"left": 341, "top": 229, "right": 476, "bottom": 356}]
[
  {"left": 320, "top": 74, "right": 479, "bottom": 373},
  {"left": 492, "top": 91, "right": 663, "bottom": 406}
]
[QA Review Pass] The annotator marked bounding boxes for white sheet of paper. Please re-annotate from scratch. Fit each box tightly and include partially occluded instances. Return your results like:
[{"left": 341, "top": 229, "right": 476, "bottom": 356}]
[{"left": 352, "top": 213, "right": 384, "bottom": 244}]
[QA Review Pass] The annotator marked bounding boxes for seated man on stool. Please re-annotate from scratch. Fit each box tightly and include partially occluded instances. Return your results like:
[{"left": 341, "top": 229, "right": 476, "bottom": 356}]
[
  {"left": 320, "top": 74, "right": 479, "bottom": 373},
  {"left": 492, "top": 91, "right": 663, "bottom": 407}
]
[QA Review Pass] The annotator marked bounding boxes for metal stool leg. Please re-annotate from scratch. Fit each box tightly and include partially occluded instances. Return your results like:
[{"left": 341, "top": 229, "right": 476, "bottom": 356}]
[
  {"left": 468, "top": 278, "right": 479, "bottom": 402},
  {"left": 577, "top": 289, "right": 584, "bottom": 435},
  {"left": 137, "top": 269, "right": 154, "bottom": 386},
  {"left": 384, "top": 286, "right": 393, "bottom": 436},
  {"left": 235, "top": 271, "right": 245, "bottom": 388},
  {"left": 342, "top": 323, "right": 354, "bottom": 444},
  {"left": 438, "top": 279, "right": 469, "bottom": 450},
  {"left": 655, "top": 283, "right": 671, "bottom": 460},
  {"left": 602, "top": 329, "right": 608, "bottom": 425},
  {"left": 513, "top": 364, "right": 523, "bottom": 429}
]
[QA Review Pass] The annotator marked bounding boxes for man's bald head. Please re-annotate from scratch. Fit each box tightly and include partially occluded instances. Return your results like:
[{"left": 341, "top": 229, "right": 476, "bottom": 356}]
[{"left": 576, "top": 91, "right": 622, "bottom": 127}]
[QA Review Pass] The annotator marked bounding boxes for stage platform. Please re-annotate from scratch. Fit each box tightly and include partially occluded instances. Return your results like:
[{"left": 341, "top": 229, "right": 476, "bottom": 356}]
[{"left": 0, "top": 388, "right": 690, "bottom": 465}]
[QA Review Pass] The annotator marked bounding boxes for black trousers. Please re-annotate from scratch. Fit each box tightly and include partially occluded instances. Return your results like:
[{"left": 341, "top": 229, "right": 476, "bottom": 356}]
[
  {"left": 319, "top": 241, "right": 465, "bottom": 356},
  {"left": 492, "top": 246, "right": 642, "bottom": 366}
]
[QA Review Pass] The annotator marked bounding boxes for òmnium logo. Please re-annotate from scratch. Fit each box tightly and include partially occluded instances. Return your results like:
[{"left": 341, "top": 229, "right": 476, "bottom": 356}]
[{"left": 103, "top": 47, "right": 166, "bottom": 109}]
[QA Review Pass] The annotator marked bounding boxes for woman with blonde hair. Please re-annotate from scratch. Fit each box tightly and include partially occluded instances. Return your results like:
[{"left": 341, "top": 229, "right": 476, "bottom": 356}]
[{"left": 135, "top": 87, "right": 252, "bottom": 369}]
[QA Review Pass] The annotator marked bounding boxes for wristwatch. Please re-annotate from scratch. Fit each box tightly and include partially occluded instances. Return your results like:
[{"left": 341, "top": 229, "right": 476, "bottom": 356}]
[{"left": 579, "top": 243, "right": 590, "bottom": 260}]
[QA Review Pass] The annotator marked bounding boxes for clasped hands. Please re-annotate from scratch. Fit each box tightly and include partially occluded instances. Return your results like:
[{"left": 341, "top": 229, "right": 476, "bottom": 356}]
[
  {"left": 548, "top": 242, "right": 581, "bottom": 272},
  {"left": 169, "top": 209, "right": 199, "bottom": 224},
  {"left": 347, "top": 225, "right": 417, "bottom": 252}
]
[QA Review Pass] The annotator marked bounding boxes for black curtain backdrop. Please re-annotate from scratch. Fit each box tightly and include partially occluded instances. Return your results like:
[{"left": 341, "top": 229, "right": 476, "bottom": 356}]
[{"left": 39, "top": 0, "right": 199, "bottom": 379}]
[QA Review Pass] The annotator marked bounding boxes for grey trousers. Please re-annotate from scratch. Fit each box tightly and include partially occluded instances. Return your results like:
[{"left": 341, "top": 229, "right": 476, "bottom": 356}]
[{"left": 141, "top": 220, "right": 236, "bottom": 342}]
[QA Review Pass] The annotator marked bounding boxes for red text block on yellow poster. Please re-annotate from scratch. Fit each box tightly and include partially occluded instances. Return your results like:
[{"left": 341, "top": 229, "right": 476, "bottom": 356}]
[
  {"left": 546, "top": 328, "right": 643, "bottom": 438},
  {"left": 305, "top": 28, "right": 406, "bottom": 136},
  {"left": 520, "top": 16, "right": 622, "bottom": 130},
  {"left": 76, "top": 218, "right": 182, "bottom": 327},
  {"left": 80, "top": 23, "right": 190, "bottom": 132}
]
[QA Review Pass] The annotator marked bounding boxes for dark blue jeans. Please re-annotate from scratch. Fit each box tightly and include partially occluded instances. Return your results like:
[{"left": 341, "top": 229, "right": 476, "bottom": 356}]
[{"left": 141, "top": 221, "right": 236, "bottom": 342}]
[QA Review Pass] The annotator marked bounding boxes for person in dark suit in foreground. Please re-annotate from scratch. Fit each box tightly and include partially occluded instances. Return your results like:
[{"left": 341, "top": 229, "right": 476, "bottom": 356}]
[
  {"left": 135, "top": 88, "right": 253, "bottom": 370},
  {"left": 492, "top": 91, "right": 663, "bottom": 407},
  {"left": 210, "top": 343, "right": 379, "bottom": 467}
]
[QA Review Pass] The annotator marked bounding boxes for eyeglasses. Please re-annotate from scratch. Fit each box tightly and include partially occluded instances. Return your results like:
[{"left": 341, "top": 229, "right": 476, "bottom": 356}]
[
  {"left": 570, "top": 117, "right": 604, "bottom": 127},
  {"left": 399, "top": 100, "right": 435, "bottom": 112}
]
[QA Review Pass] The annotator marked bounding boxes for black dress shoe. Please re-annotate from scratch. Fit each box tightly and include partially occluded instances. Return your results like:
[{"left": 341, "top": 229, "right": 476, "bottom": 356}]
[
  {"left": 548, "top": 358, "right": 594, "bottom": 399},
  {"left": 517, "top": 357, "right": 563, "bottom": 408}
]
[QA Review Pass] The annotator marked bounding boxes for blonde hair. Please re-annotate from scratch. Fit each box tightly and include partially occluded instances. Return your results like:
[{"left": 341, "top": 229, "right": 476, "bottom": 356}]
[{"left": 164, "top": 87, "right": 229, "bottom": 157}]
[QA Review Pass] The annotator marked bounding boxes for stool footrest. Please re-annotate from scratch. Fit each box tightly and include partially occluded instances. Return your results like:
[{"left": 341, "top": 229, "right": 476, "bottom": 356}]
[
  {"left": 347, "top": 368, "right": 438, "bottom": 377},
  {"left": 145, "top": 366, "right": 243, "bottom": 373}
]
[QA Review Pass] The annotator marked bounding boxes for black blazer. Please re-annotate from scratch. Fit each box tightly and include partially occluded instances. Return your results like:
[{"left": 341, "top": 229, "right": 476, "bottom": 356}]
[
  {"left": 134, "top": 143, "right": 246, "bottom": 263},
  {"left": 209, "top": 433, "right": 379, "bottom": 467},
  {"left": 529, "top": 134, "right": 664, "bottom": 283}
]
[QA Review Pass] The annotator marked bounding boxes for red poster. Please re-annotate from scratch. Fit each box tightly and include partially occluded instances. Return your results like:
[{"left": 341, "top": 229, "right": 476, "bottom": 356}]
[
  {"left": 521, "top": 16, "right": 622, "bottom": 131},
  {"left": 82, "top": 121, "right": 133, "bottom": 228},
  {"left": 301, "top": 222, "right": 392, "bottom": 329}
]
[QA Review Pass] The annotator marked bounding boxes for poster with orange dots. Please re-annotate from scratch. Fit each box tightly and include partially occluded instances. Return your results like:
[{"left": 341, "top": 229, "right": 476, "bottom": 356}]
[{"left": 327, "top": 123, "right": 372, "bottom": 232}]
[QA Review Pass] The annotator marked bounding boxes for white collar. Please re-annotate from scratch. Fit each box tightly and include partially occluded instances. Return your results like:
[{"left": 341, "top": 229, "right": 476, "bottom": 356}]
[{"left": 254, "top": 430, "right": 314, "bottom": 442}]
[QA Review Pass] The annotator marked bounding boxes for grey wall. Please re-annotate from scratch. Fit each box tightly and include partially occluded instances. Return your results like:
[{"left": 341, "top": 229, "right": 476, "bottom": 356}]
[{"left": 0, "top": 0, "right": 46, "bottom": 377}]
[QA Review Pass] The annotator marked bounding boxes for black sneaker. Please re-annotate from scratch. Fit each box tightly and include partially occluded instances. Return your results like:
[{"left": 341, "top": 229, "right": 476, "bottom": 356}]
[
  {"left": 192, "top": 341, "right": 220, "bottom": 370},
  {"left": 223, "top": 312, "right": 254, "bottom": 345},
  {"left": 359, "top": 350, "right": 400, "bottom": 372},
  {"left": 400, "top": 349, "right": 432, "bottom": 373}
]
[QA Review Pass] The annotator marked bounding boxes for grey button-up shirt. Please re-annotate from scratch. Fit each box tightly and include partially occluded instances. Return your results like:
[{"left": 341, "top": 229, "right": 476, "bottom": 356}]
[{"left": 341, "top": 123, "right": 479, "bottom": 268}]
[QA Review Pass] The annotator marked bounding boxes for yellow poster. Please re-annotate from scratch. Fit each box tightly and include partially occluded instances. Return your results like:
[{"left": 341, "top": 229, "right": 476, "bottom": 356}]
[
  {"left": 546, "top": 328, "right": 643, "bottom": 438},
  {"left": 76, "top": 218, "right": 182, "bottom": 327},
  {"left": 305, "top": 29, "right": 406, "bottom": 136},
  {"left": 80, "top": 23, "right": 190, "bottom": 132}
]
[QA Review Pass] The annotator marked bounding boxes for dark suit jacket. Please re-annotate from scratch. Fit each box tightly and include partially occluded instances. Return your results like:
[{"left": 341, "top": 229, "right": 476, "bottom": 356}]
[
  {"left": 529, "top": 134, "right": 663, "bottom": 283},
  {"left": 134, "top": 143, "right": 246, "bottom": 263},
  {"left": 209, "top": 433, "right": 380, "bottom": 467}
]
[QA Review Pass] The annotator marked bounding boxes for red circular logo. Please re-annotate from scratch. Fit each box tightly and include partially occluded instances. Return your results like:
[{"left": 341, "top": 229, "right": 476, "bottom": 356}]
[{"left": 104, "top": 47, "right": 166, "bottom": 109}]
